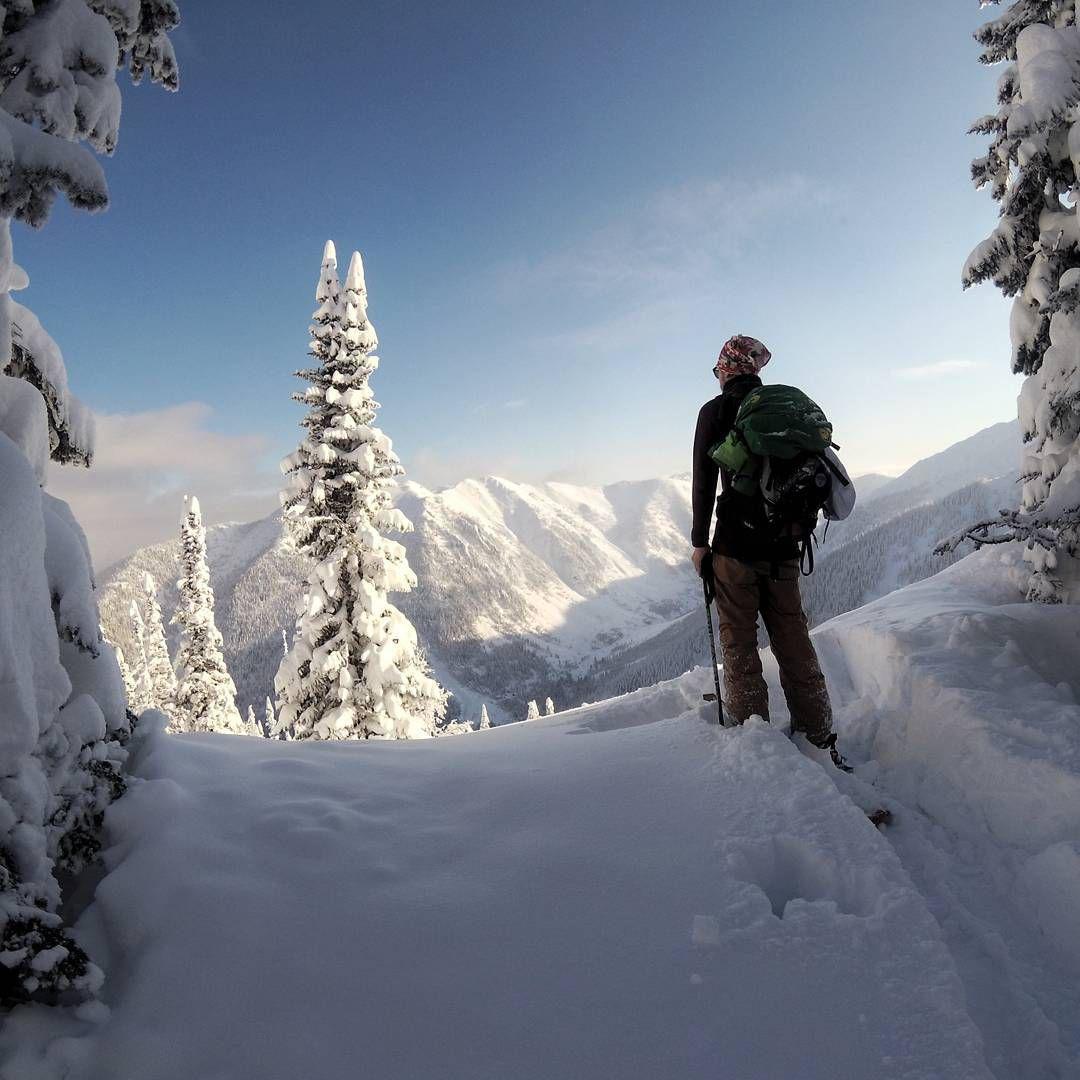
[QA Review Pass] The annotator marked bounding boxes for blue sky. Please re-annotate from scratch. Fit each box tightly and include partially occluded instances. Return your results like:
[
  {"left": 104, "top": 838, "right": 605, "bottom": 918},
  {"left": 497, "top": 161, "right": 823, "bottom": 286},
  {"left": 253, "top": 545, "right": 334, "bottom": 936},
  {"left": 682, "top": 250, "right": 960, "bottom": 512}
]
[{"left": 32, "top": 1, "right": 1019, "bottom": 564}]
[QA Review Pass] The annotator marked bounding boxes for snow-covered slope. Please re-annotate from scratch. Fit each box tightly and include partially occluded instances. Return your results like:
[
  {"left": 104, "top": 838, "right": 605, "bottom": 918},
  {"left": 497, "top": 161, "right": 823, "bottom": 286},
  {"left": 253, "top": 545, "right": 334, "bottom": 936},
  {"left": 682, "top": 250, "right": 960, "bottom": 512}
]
[
  {"left": 0, "top": 680, "right": 990, "bottom": 1079},
  {"left": 564, "top": 473, "right": 1022, "bottom": 704},
  {"left": 851, "top": 471, "right": 894, "bottom": 498},
  {"left": 812, "top": 546, "right": 1080, "bottom": 1079},
  {"left": 869, "top": 419, "right": 1019, "bottom": 504},
  {"left": 7, "top": 544, "right": 1077, "bottom": 1079},
  {"left": 800, "top": 472, "right": 1019, "bottom": 626},
  {"left": 100, "top": 421, "right": 1020, "bottom": 722},
  {"left": 800, "top": 419, "right": 1018, "bottom": 560},
  {"left": 398, "top": 473, "right": 695, "bottom": 653}
]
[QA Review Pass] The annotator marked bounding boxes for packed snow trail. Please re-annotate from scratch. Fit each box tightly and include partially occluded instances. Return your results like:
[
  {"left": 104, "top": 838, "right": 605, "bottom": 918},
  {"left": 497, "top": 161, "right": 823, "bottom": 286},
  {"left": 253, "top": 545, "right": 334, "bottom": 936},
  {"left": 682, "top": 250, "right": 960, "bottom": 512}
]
[
  {"left": 1, "top": 679, "right": 988, "bottom": 1078},
  {"left": 788, "top": 549, "right": 1080, "bottom": 1080}
]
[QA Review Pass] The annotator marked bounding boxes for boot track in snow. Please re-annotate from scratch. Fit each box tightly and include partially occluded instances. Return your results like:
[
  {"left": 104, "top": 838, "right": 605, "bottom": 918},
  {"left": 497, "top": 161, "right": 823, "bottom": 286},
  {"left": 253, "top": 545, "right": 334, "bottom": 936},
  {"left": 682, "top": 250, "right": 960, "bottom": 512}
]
[{"left": 701, "top": 688, "right": 894, "bottom": 827}]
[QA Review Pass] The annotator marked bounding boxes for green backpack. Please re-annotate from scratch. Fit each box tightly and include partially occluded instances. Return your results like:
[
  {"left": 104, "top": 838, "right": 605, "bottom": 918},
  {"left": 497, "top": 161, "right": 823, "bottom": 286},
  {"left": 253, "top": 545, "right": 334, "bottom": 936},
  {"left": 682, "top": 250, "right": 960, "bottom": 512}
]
[{"left": 709, "top": 384, "right": 835, "bottom": 497}]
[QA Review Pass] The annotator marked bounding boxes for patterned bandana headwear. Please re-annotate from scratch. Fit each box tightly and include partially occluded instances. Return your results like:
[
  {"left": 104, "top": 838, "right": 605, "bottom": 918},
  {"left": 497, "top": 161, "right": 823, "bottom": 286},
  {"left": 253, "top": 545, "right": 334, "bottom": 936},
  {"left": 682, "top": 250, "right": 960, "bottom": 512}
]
[{"left": 714, "top": 335, "right": 772, "bottom": 380}]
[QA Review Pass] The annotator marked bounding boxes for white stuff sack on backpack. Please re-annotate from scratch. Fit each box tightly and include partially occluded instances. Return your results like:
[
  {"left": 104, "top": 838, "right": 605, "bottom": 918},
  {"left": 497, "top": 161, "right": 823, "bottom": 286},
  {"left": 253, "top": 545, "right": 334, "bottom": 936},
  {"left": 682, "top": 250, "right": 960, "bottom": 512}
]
[{"left": 822, "top": 446, "right": 856, "bottom": 521}]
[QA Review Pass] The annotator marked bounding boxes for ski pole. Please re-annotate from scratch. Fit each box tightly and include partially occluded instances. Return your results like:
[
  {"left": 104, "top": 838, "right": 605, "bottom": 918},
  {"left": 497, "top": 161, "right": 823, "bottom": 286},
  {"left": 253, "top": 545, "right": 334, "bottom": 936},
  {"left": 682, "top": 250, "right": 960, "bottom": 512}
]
[{"left": 700, "top": 559, "right": 725, "bottom": 726}]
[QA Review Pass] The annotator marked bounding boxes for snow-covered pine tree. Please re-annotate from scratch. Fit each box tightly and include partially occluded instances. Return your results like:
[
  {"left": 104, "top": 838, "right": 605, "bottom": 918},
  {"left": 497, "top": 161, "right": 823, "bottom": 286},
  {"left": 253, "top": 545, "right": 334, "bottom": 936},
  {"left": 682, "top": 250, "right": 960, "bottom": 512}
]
[
  {"left": 957, "top": 1, "right": 1080, "bottom": 601},
  {"left": 275, "top": 244, "right": 446, "bottom": 740},
  {"left": 544, "top": 697, "right": 555, "bottom": 716},
  {"left": 247, "top": 704, "right": 258, "bottom": 735},
  {"left": 141, "top": 572, "right": 177, "bottom": 714},
  {"left": 526, "top": 700, "right": 541, "bottom": 721},
  {"left": 172, "top": 496, "right": 246, "bottom": 734},
  {"left": 265, "top": 696, "right": 275, "bottom": 738},
  {"left": 0, "top": 0, "right": 180, "bottom": 1006},
  {"left": 127, "top": 598, "right": 153, "bottom": 713},
  {"left": 479, "top": 704, "right": 492, "bottom": 730},
  {"left": 112, "top": 642, "right": 136, "bottom": 704}
]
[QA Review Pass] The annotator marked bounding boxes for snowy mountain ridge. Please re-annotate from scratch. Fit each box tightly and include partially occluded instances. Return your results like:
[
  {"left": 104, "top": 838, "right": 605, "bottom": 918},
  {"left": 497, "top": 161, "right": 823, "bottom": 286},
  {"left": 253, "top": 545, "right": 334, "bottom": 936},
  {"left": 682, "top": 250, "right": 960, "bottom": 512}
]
[
  {"left": 101, "top": 473, "right": 699, "bottom": 722},
  {"left": 864, "top": 419, "right": 1019, "bottom": 505},
  {"left": 100, "top": 421, "right": 1019, "bottom": 723}
]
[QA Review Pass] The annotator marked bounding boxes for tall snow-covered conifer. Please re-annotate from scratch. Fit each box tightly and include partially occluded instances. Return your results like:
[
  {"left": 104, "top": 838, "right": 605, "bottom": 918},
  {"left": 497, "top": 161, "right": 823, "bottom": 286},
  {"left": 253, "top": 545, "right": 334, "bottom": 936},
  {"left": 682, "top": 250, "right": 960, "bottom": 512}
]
[
  {"left": 172, "top": 496, "right": 245, "bottom": 734},
  {"left": 127, "top": 598, "right": 153, "bottom": 713},
  {"left": 112, "top": 642, "right": 136, "bottom": 705},
  {"left": 960, "top": 1, "right": 1080, "bottom": 600},
  {"left": 141, "top": 573, "right": 177, "bottom": 714},
  {"left": 0, "top": 0, "right": 180, "bottom": 1004},
  {"left": 275, "top": 243, "right": 446, "bottom": 739},
  {"left": 526, "top": 700, "right": 541, "bottom": 721},
  {"left": 479, "top": 704, "right": 492, "bottom": 730}
]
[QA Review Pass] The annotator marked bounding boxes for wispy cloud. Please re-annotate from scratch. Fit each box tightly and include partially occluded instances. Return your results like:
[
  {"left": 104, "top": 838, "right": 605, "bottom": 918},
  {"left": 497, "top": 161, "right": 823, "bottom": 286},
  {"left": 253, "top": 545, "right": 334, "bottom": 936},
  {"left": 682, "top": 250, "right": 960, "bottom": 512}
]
[
  {"left": 467, "top": 397, "right": 529, "bottom": 417},
  {"left": 46, "top": 403, "right": 281, "bottom": 572},
  {"left": 895, "top": 359, "right": 981, "bottom": 381},
  {"left": 496, "top": 175, "right": 829, "bottom": 302}
]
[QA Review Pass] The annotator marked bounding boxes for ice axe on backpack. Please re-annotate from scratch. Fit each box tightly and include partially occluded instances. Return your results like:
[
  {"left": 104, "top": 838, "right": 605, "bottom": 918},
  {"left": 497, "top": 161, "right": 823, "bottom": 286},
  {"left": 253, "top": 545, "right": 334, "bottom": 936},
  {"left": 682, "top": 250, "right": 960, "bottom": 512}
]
[{"left": 699, "top": 557, "right": 726, "bottom": 726}]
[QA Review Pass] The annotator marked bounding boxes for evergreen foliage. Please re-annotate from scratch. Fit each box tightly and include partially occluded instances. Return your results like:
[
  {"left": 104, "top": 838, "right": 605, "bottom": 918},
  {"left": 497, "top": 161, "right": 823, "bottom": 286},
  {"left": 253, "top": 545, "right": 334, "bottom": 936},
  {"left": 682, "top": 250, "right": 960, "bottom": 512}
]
[
  {"left": 963, "top": 1, "right": 1080, "bottom": 600},
  {"left": 479, "top": 704, "right": 492, "bottom": 730},
  {"left": 112, "top": 641, "right": 136, "bottom": 703},
  {"left": 0, "top": 0, "right": 178, "bottom": 227},
  {"left": 0, "top": 0, "right": 180, "bottom": 1008},
  {"left": 526, "top": 700, "right": 540, "bottom": 721},
  {"left": 274, "top": 242, "right": 446, "bottom": 740},
  {"left": 141, "top": 572, "right": 177, "bottom": 715},
  {"left": 127, "top": 598, "right": 153, "bottom": 713},
  {"left": 172, "top": 496, "right": 245, "bottom": 734}
]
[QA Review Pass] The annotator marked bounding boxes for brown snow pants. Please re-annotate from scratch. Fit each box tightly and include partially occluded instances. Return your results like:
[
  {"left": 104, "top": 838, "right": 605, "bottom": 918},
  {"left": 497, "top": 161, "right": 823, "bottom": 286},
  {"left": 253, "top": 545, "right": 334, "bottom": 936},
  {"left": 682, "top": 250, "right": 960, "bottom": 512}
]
[{"left": 711, "top": 553, "right": 832, "bottom": 741}]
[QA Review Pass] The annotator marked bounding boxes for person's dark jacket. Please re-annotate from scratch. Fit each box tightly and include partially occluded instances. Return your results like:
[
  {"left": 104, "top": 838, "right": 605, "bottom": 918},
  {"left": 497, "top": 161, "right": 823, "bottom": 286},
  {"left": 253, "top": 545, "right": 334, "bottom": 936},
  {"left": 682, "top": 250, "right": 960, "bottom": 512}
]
[{"left": 691, "top": 373, "right": 799, "bottom": 563}]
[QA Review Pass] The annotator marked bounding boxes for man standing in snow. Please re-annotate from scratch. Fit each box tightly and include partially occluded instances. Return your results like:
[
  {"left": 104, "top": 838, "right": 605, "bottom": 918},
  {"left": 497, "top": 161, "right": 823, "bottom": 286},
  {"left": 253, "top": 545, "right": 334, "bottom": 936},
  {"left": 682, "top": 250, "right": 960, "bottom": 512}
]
[{"left": 690, "top": 335, "right": 849, "bottom": 770}]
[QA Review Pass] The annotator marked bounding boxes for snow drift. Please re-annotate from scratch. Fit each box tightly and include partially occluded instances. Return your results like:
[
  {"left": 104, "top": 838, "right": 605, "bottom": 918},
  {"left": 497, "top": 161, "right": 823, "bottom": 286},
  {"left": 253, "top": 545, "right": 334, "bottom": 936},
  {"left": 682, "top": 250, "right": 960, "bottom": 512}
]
[{"left": 0, "top": 690, "right": 987, "bottom": 1080}]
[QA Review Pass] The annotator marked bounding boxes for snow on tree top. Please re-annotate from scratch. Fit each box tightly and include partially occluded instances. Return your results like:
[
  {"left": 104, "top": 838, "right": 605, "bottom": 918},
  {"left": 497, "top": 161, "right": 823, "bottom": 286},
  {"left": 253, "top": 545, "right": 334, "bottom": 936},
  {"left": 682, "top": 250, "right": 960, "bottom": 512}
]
[
  {"left": 342, "top": 251, "right": 378, "bottom": 353},
  {"left": 322, "top": 239, "right": 337, "bottom": 265},
  {"left": 345, "top": 251, "right": 367, "bottom": 295},
  {"left": 187, "top": 495, "right": 201, "bottom": 520}
]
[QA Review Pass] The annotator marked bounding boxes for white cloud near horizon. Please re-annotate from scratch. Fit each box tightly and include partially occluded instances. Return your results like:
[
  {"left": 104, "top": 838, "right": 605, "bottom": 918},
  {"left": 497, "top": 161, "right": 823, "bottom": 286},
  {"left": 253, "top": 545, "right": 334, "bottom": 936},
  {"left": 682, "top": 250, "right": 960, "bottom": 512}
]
[
  {"left": 895, "top": 359, "right": 981, "bottom": 381},
  {"left": 46, "top": 402, "right": 281, "bottom": 572}
]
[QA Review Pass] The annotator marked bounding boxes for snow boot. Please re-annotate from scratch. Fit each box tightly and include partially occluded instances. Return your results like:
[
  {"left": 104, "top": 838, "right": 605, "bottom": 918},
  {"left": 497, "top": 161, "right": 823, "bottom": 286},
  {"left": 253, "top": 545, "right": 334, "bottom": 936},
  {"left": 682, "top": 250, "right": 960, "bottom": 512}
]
[{"left": 807, "top": 731, "right": 853, "bottom": 773}]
